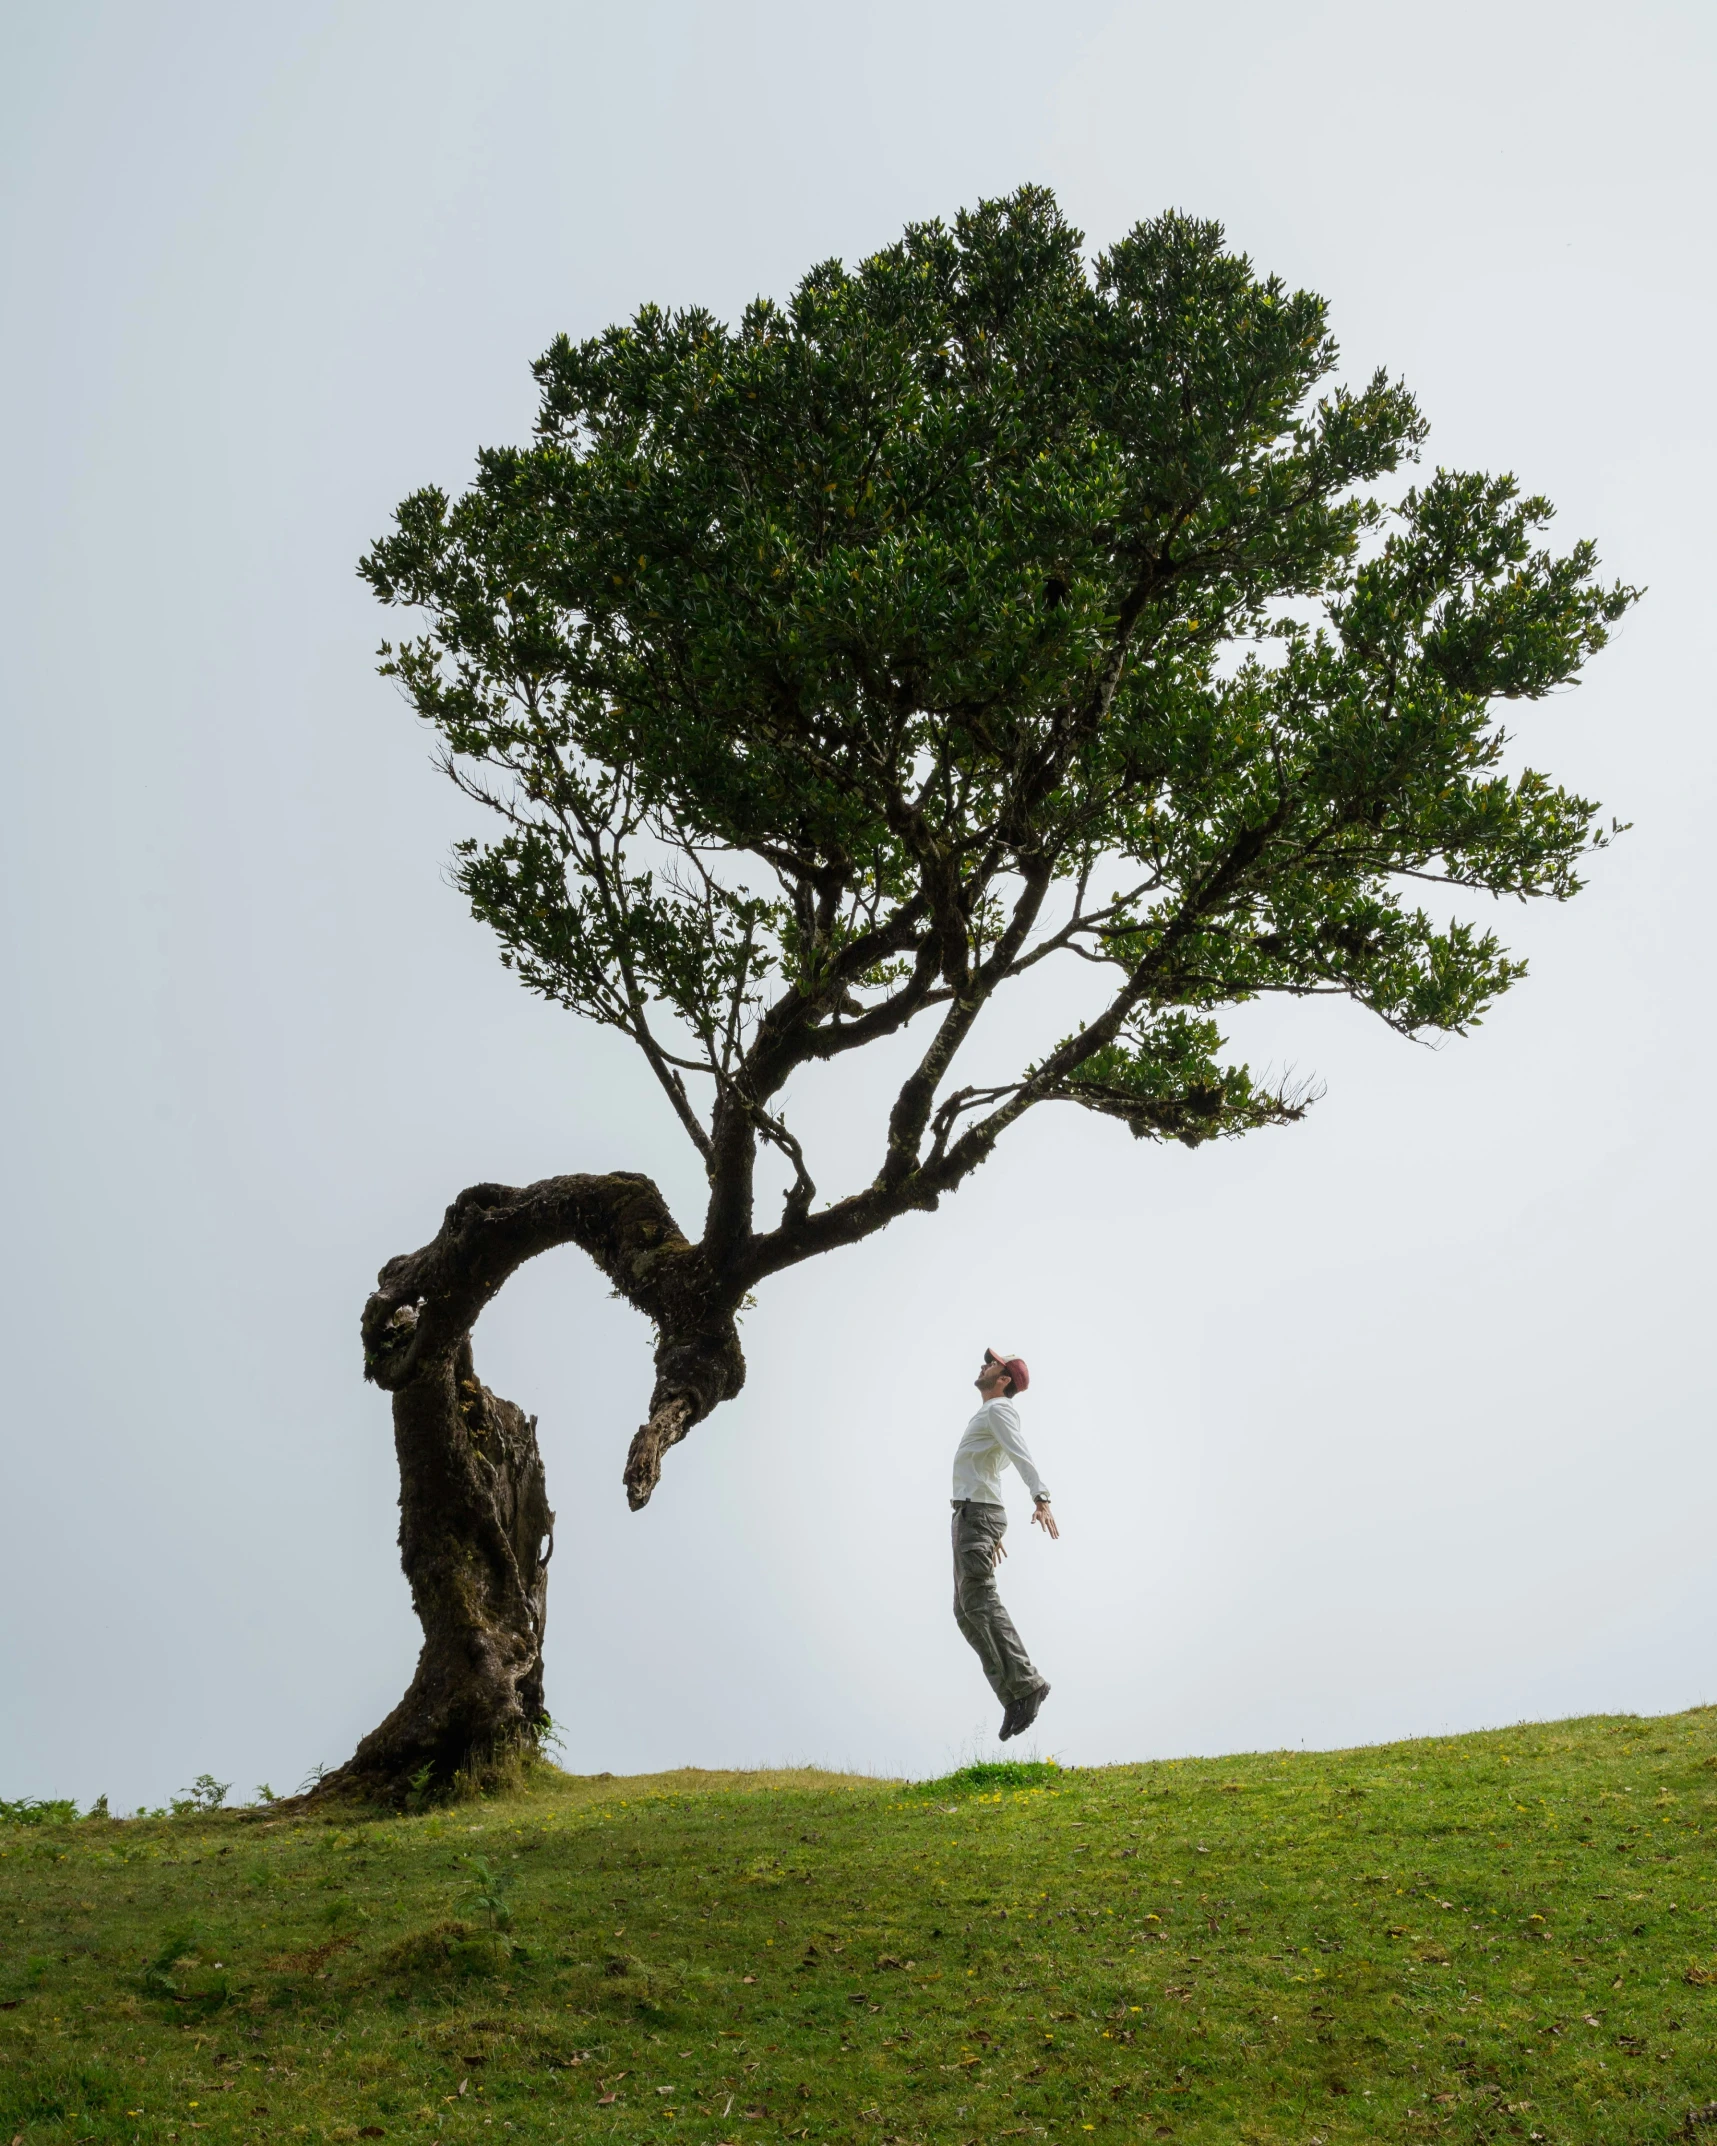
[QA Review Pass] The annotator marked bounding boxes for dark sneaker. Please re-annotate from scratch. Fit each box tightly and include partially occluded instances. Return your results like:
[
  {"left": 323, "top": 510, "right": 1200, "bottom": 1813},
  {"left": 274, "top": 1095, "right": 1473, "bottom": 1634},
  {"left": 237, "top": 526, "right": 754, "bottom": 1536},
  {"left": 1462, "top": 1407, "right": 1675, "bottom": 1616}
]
[
  {"left": 997, "top": 1699, "right": 1024, "bottom": 1742},
  {"left": 1009, "top": 1682, "right": 1050, "bottom": 1737}
]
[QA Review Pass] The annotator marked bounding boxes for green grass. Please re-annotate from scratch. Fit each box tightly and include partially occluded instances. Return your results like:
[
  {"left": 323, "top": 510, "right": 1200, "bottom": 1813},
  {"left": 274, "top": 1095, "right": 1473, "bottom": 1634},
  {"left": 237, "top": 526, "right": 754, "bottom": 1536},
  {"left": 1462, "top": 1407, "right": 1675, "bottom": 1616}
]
[{"left": 5, "top": 1711, "right": 1717, "bottom": 2145}]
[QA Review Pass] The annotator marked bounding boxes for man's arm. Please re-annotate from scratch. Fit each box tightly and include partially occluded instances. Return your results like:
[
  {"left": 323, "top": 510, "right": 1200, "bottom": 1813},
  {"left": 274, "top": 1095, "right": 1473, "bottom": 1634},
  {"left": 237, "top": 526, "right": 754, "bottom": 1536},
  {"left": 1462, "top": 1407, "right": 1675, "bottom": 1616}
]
[{"left": 988, "top": 1400, "right": 1059, "bottom": 1536}]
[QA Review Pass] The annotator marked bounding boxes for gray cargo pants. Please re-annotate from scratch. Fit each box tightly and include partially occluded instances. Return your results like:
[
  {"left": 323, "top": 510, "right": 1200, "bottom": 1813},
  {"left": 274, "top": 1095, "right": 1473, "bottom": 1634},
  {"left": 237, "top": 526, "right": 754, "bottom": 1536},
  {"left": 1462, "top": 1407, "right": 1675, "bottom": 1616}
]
[{"left": 951, "top": 1499, "right": 1046, "bottom": 1706}]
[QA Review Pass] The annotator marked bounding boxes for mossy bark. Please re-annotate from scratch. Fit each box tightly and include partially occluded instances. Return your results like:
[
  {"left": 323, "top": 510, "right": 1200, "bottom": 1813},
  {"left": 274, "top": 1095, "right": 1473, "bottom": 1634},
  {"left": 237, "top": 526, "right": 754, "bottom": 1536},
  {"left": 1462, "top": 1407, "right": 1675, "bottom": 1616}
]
[{"left": 321, "top": 1341, "right": 553, "bottom": 1801}]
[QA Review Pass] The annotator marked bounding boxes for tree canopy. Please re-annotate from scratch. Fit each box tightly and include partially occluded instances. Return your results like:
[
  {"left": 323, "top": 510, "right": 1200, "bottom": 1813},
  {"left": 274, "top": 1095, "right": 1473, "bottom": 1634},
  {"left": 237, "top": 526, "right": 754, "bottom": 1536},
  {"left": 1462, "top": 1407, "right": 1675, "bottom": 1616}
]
[
  {"left": 336, "top": 188, "right": 1634, "bottom": 1796},
  {"left": 366, "top": 190, "right": 1630, "bottom": 1274}
]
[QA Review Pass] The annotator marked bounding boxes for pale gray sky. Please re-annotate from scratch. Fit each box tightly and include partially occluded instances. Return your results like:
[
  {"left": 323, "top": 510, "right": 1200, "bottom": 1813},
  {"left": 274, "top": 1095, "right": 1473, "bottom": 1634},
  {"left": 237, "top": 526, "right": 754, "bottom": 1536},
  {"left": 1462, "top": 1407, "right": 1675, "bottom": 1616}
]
[{"left": 3, "top": 0, "right": 1713, "bottom": 1811}]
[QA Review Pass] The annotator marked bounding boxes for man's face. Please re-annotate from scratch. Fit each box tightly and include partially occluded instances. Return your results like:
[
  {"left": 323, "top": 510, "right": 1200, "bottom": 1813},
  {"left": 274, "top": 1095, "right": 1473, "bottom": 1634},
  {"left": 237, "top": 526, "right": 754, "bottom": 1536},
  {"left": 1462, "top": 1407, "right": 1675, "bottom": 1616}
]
[{"left": 975, "top": 1349, "right": 1010, "bottom": 1397}]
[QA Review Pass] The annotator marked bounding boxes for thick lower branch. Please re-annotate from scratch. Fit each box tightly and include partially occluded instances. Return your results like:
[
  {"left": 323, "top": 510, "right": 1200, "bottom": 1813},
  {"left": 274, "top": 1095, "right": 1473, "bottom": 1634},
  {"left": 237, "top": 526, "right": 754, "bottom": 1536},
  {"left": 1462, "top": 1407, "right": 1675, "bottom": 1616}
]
[
  {"left": 360, "top": 1172, "right": 704, "bottom": 1390},
  {"left": 623, "top": 1322, "right": 747, "bottom": 1509}
]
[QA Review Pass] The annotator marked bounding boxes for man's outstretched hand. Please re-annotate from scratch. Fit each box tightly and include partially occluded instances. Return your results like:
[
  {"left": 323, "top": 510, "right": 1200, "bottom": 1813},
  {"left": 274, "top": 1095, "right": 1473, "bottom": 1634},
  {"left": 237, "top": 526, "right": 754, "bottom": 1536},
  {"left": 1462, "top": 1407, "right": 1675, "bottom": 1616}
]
[{"left": 1031, "top": 1499, "right": 1060, "bottom": 1540}]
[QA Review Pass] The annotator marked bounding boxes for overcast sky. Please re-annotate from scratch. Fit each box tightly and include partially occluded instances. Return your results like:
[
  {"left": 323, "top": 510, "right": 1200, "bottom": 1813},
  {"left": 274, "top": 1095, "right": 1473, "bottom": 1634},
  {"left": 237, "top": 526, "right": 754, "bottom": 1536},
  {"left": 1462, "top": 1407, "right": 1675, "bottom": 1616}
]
[{"left": 3, "top": 0, "right": 1713, "bottom": 1812}]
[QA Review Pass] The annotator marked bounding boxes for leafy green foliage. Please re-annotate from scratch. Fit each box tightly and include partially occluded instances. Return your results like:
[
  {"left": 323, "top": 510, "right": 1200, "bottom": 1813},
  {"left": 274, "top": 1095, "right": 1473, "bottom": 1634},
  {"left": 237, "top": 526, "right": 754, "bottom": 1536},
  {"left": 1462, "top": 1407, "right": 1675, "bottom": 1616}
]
[
  {"left": 1056, "top": 1009, "right": 1300, "bottom": 1146},
  {"left": 169, "top": 1774, "right": 230, "bottom": 1817},
  {"left": 363, "top": 187, "right": 1635, "bottom": 1267},
  {"left": 140, "top": 1924, "right": 200, "bottom": 2000},
  {"left": 911, "top": 1757, "right": 1067, "bottom": 1793},
  {"left": 0, "top": 1796, "right": 79, "bottom": 1825},
  {"left": 463, "top": 1854, "right": 517, "bottom": 1934}
]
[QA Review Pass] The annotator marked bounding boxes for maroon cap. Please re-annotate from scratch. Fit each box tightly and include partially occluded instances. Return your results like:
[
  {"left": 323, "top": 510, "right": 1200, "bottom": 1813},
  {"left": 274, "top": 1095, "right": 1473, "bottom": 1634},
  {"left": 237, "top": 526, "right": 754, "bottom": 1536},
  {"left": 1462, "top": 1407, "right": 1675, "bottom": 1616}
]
[{"left": 989, "top": 1347, "right": 1030, "bottom": 1394}]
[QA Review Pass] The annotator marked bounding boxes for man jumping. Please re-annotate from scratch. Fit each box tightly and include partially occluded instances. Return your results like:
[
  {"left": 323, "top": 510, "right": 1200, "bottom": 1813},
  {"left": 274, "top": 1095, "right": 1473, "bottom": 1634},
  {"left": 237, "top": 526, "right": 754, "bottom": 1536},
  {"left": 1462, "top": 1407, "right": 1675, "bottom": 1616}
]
[{"left": 951, "top": 1346, "right": 1058, "bottom": 1742}]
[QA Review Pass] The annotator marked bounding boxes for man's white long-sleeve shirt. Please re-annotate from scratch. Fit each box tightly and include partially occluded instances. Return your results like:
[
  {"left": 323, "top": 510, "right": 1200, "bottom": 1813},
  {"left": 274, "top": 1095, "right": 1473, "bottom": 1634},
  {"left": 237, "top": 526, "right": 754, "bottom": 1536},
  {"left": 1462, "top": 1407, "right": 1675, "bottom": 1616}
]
[{"left": 951, "top": 1397, "right": 1050, "bottom": 1508}]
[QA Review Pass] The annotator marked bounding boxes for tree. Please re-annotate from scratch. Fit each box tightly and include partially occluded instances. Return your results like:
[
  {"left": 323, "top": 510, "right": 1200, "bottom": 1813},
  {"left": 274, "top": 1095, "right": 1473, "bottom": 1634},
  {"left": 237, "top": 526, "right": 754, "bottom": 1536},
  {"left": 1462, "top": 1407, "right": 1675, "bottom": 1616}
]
[{"left": 326, "top": 188, "right": 1635, "bottom": 1800}]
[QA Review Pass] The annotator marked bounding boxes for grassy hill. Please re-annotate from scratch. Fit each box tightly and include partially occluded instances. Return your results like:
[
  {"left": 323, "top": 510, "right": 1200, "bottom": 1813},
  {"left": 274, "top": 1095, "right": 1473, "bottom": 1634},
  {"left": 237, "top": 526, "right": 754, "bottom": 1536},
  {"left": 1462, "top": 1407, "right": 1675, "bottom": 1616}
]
[{"left": 4, "top": 1710, "right": 1717, "bottom": 2145}]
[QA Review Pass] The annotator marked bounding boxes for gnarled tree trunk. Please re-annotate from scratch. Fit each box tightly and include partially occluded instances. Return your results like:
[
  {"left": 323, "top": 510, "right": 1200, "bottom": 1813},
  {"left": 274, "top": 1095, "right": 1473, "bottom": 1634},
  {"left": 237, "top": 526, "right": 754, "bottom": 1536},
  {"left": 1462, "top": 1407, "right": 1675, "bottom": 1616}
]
[
  {"left": 315, "top": 1173, "right": 743, "bottom": 1804},
  {"left": 321, "top": 1339, "right": 554, "bottom": 1800}
]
